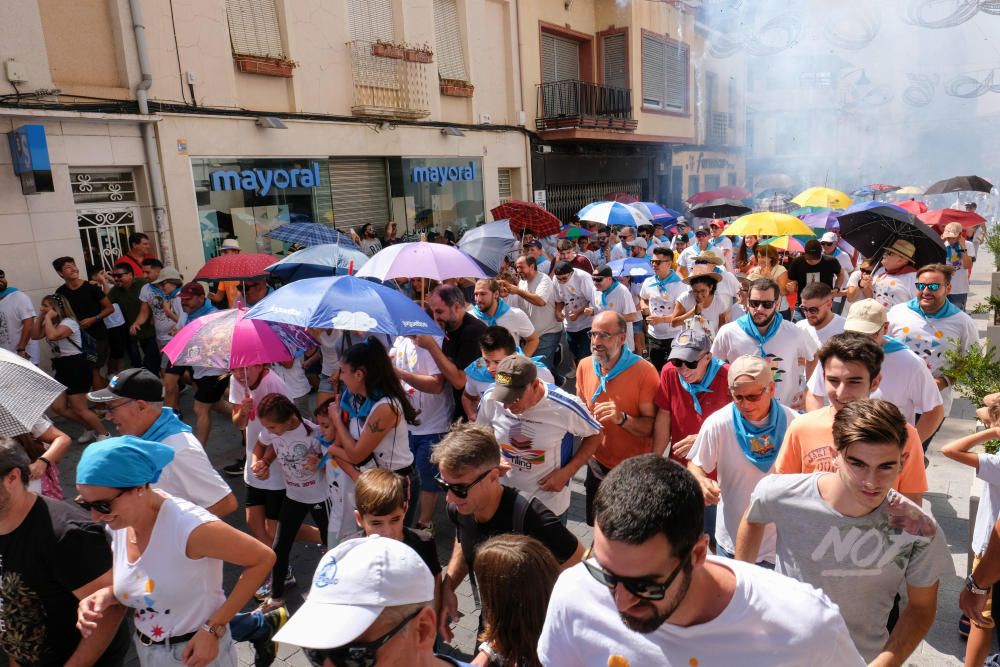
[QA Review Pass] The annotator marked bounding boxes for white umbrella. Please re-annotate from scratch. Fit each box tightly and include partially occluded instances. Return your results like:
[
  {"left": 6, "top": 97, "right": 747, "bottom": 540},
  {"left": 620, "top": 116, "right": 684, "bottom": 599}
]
[{"left": 0, "top": 347, "right": 66, "bottom": 436}]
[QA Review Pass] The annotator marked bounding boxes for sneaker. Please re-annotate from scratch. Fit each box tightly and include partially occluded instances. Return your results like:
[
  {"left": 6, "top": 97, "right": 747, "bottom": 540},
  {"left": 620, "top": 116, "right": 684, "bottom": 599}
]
[
  {"left": 222, "top": 457, "right": 246, "bottom": 476},
  {"left": 252, "top": 606, "right": 288, "bottom": 667},
  {"left": 76, "top": 429, "right": 97, "bottom": 444},
  {"left": 254, "top": 576, "right": 272, "bottom": 601}
]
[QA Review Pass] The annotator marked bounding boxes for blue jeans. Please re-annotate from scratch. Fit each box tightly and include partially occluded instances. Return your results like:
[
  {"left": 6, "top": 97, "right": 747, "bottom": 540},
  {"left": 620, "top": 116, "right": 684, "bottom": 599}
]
[
  {"left": 229, "top": 611, "right": 269, "bottom": 642},
  {"left": 715, "top": 544, "right": 775, "bottom": 570},
  {"left": 566, "top": 328, "right": 592, "bottom": 364},
  {"left": 409, "top": 432, "right": 446, "bottom": 493},
  {"left": 534, "top": 331, "right": 562, "bottom": 376}
]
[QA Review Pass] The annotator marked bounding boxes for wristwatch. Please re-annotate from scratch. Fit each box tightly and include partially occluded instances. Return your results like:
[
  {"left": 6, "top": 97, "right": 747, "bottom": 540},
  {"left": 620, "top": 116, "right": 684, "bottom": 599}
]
[
  {"left": 201, "top": 621, "right": 226, "bottom": 638},
  {"left": 966, "top": 574, "right": 990, "bottom": 595}
]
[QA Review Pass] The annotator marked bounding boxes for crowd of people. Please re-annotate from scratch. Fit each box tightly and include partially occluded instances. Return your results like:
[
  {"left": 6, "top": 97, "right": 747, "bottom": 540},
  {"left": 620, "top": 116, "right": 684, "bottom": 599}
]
[{"left": 0, "top": 206, "right": 998, "bottom": 667}]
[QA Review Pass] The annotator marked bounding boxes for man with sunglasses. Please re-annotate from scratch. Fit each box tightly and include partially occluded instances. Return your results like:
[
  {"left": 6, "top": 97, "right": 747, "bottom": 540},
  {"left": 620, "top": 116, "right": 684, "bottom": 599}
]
[
  {"left": 639, "top": 247, "right": 687, "bottom": 370},
  {"left": 586, "top": 265, "right": 638, "bottom": 352},
  {"left": 430, "top": 422, "right": 583, "bottom": 642},
  {"left": 676, "top": 224, "right": 712, "bottom": 279},
  {"left": 538, "top": 454, "right": 863, "bottom": 666},
  {"left": 711, "top": 277, "right": 817, "bottom": 408},
  {"left": 0, "top": 438, "right": 130, "bottom": 666},
  {"left": 670, "top": 219, "right": 693, "bottom": 251},
  {"left": 106, "top": 262, "right": 158, "bottom": 374},
  {"left": 786, "top": 240, "right": 846, "bottom": 320},
  {"left": 794, "top": 282, "right": 845, "bottom": 378},
  {"left": 738, "top": 399, "right": 950, "bottom": 664},
  {"left": 553, "top": 261, "right": 597, "bottom": 364},
  {"left": 274, "top": 536, "right": 472, "bottom": 667}
]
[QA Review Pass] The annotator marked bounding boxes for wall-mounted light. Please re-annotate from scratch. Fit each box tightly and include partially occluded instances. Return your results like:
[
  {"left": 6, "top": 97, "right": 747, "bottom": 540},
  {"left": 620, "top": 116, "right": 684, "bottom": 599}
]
[
  {"left": 440, "top": 127, "right": 465, "bottom": 137},
  {"left": 255, "top": 116, "right": 288, "bottom": 129}
]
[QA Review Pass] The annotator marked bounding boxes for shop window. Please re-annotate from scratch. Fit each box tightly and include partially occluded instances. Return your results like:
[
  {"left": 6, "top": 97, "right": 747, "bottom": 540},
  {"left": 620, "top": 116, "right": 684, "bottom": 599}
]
[
  {"left": 434, "top": 0, "right": 469, "bottom": 82},
  {"left": 399, "top": 158, "right": 485, "bottom": 236},
  {"left": 704, "top": 174, "right": 721, "bottom": 191},
  {"left": 225, "top": 0, "right": 285, "bottom": 59},
  {"left": 71, "top": 169, "right": 141, "bottom": 274},
  {"left": 641, "top": 32, "right": 689, "bottom": 113},
  {"left": 498, "top": 168, "right": 512, "bottom": 203}
]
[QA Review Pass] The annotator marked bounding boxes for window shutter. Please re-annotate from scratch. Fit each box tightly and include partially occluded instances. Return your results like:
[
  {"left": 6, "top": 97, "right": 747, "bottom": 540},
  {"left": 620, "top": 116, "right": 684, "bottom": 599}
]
[
  {"left": 602, "top": 33, "right": 627, "bottom": 89},
  {"left": 664, "top": 40, "right": 689, "bottom": 111},
  {"left": 330, "top": 158, "right": 390, "bottom": 231},
  {"left": 347, "top": 0, "right": 394, "bottom": 42},
  {"left": 225, "top": 0, "right": 285, "bottom": 59},
  {"left": 434, "top": 0, "right": 469, "bottom": 82},
  {"left": 541, "top": 33, "right": 580, "bottom": 83},
  {"left": 641, "top": 34, "right": 665, "bottom": 108}
]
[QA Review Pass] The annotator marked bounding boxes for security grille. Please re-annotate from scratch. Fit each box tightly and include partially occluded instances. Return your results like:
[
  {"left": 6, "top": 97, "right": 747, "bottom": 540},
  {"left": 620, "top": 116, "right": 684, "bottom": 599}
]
[
  {"left": 498, "top": 168, "right": 512, "bottom": 203},
  {"left": 225, "top": 0, "right": 285, "bottom": 58},
  {"left": 71, "top": 170, "right": 137, "bottom": 204},
  {"left": 545, "top": 179, "right": 644, "bottom": 224},
  {"left": 329, "top": 158, "right": 390, "bottom": 232},
  {"left": 72, "top": 169, "right": 141, "bottom": 273}
]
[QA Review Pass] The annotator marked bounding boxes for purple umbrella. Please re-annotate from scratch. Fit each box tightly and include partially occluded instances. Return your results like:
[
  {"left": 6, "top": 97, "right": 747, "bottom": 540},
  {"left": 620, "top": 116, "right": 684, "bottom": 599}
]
[
  {"left": 355, "top": 241, "right": 489, "bottom": 282},
  {"left": 799, "top": 211, "right": 841, "bottom": 231}
]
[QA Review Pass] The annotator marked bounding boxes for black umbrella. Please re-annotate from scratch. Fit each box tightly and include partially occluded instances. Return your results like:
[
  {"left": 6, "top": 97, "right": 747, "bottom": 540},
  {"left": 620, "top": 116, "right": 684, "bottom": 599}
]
[
  {"left": 923, "top": 175, "right": 993, "bottom": 195},
  {"left": 837, "top": 203, "right": 946, "bottom": 268},
  {"left": 688, "top": 198, "right": 752, "bottom": 219}
]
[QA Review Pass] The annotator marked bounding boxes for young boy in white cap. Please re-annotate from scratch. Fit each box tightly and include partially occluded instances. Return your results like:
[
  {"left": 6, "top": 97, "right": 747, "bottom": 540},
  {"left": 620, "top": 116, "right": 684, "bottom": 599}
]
[{"left": 941, "top": 221, "right": 974, "bottom": 310}]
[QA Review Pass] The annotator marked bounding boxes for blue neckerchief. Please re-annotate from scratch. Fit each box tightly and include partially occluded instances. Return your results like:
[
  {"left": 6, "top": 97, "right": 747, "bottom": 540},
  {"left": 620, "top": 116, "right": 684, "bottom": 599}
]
[
  {"left": 677, "top": 357, "right": 724, "bottom": 415},
  {"left": 187, "top": 301, "right": 216, "bottom": 322},
  {"left": 737, "top": 313, "right": 782, "bottom": 357},
  {"left": 340, "top": 389, "right": 385, "bottom": 421},
  {"left": 590, "top": 348, "right": 642, "bottom": 403},
  {"left": 945, "top": 244, "right": 963, "bottom": 267},
  {"left": 465, "top": 355, "right": 548, "bottom": 384},
  {"left": 882, "top": 335, "right": 908, "bottom": 354},
  {"left": 731, "top": 400, "right": 787, "bottom": 473},
  {"left": 651, "top": 272, "right": 681, "bottom": 292},
  {"left": 0, "top": 287, "right": 18, "bottom": 299},
  {"left": 905, "top": 297, "right": 961, "bottom": 320},
  {"left": 150, "top": 284, "right": 181, "bottom": 300},
  {"left": 142, "top": 406, "right": 193, "bottom": 441},
  {"left": 599, "top": 282, "right": 619, "bottom": 307},
  {"left": 831, "top": 247, "right": 843, "bottom": 257},
  {"left": 472, "top": 298, "right": 511, "bottom": 327}
]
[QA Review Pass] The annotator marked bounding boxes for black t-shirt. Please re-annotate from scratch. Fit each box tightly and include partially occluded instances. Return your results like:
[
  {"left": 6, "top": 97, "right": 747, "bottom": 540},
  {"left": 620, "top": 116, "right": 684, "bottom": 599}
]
[
  {"left": 447, "top": 487, "right": 578, "bottom": 574},
  {"left": 56, "top": 282, "right": 108, "bottom": 339},
  {"left": 444, "top": 313, "right": 488, "bottom": 419},
  {"left": 345, "top": 527, "right": 442, "bottom": 577},
  {"left": 787, "top": 255, "right": 842, "bottom": 290},
  {"left": 0, "top": 496, "right": 130, "bottom": 666}
]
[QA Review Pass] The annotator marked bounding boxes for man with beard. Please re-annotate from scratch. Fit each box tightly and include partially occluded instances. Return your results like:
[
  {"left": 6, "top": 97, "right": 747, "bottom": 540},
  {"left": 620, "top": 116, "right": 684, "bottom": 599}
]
[
  {"left": 639, "top": 247, "right": 686, "bottom": 370},
  {"left": 503, "top": 255, "right": 562, "bottom": 374},
  {"left": 470, "top": 279, "right": 538, "bottom": 354},
  {"left": 795, "top": 282, "right": 845, "bottom": 377},
  {"left": 537, "top": 454, "right": 863, "bottom": 666}
]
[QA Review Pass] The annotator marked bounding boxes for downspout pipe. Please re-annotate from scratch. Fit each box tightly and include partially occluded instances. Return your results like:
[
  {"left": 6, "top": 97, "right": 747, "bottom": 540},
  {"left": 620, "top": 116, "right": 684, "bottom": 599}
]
[{"left": 129, "top": 0, "right": 174, "bottom": 265}]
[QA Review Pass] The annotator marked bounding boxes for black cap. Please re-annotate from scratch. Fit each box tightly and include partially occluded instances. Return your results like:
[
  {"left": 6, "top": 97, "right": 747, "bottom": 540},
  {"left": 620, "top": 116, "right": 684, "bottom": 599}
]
[
  {"left": 694, "top": 224, "right": 710, "bottom": 235},
  {"left": 88, "top": 368, "right": 164, "bottom": 403},
  {"left": 804, "top": 239, "right": 822, "bottom": 257},
  {"left": 592, "top": 264, "right": 613, "bottom": 278},
  {"left": 553, "top": 260, "right": 574, "bottom": 276}
]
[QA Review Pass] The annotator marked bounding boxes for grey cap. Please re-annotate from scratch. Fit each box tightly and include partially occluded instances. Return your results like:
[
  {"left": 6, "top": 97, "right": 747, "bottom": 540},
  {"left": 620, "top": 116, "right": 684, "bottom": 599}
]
[{"left": 668, "top": 329, "right": 711, "bottom": 362}]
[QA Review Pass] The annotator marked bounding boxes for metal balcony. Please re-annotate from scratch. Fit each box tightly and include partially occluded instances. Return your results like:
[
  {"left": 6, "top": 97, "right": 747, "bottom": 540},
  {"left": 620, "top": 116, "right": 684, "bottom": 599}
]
[
  {"left": 535, "top": 80, "right": 637, "bottom": 132},
  {"left": 348, "top": 40, "right": 431, "bottom": 120}
]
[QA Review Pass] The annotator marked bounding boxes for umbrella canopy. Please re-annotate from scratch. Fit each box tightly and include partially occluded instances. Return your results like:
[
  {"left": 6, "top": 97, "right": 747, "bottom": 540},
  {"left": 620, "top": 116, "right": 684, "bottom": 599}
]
[
  {"left": 631, "top": 202, "right": 680, "bottom": 223},
  {"left": 490, "top": 201, "right": 561, "bottom": 238},
  {"left": 799, "top": 211, "right": 841, "bottom": 231},
  {"left": 853, "top": 184, "right": 900, "bottom": 198},
  {"left": 355, "top": 241, "right": 488, "bottom": 282},
  {"left": 789, "top": 206, "right": 831, "bottom": 216},
  {"left": 577, "top": 201, "right": 648, "bottom": 228},
  {"left": 604, "top": 192, "right": 639, "bottom": 204},
  {"left": 607, "top": 257, "right": 654, "bottom": 279},
  {"left": 162, "top": 308, "right": 316, "bottom": 370},
  {"left": 896, "top": 186, "right": 924, "bottom": 196},
  {"left": 759, "top": 236, "right": 805, "bottom": 253},
  {"left": 558, "top": 226, "right": 591, "bottom": 240},
  {"left": 721, "top": 212, "right": 815, "bottom": 238},
  {"left": 195, "top": 253, "right": 279, "bottom": 281},
  {"left": 923, "top": 175, "right": 993, "bottom": 195},
  {"left": 265, "top": 223, "right": 360, "bottom": 249},
  {"left": 756, "top": 195, "right": 796, "bottom": 214},
  {"left": 896, "top": 200, "right": 928, "bottom": 215},
  {"left": 265, "top": 243, "right": 369, "bottom": 282},
  {"left": 687, "top": 186, "right": 751, "bottom": 204},
  {"left": 0, "top": 347, "right": 66, "bottom": 436},
  {"left": 837, "top": 204, "right": 946, "bottom": 267},
  {"left": 755, "top": 188, "right": 793, "bottom": 200},
  {"left": 688, "top": 199, "right": 752, "bottom": 219},
  {"left": 245, "top": 275, "right": 443, "bottom": 337},
  {"left": 917, "top": 208, "right": 987, "bottom": 231},
  {"left": 792, "top": 187, "right": 853, "bottom": 209},
  {"left": 457, "top": 220, "right": 518, "bottom": 274}
]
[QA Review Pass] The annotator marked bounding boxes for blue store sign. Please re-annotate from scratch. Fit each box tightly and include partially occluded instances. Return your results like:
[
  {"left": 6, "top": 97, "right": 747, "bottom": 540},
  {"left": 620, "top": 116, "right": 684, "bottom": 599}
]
[
  {"left": 7, "top": 124, "right": 53, "bottom": 194},
  {"left": 210, "top": 162, "right": 320, "bottom": 196},
  {"left": 410, "top": 160, "right": 478, "bottom": 186}
]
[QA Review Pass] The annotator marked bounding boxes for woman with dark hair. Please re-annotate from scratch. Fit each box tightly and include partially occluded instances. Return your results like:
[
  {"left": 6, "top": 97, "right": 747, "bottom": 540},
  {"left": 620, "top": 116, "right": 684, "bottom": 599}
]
[
  {"left": 326, "top": 336, "right": 422, "bottom": 525},
  {"left": 671, "top": 270, "right": 728, "bottom": 340},
  {"left": 735, "top": 235, "right": 759, "bottom": 276},
  {"left": 748, "top": 244, "right": 792, "bottom": 319},
  {"left": 472, "top": 534, "right": 559, "bottom": 667}
]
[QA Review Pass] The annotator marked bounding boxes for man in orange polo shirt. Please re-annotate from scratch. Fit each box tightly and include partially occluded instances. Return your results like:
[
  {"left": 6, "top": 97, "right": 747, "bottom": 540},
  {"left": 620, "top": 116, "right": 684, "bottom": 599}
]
[
  {"left": 774, "top": 332, "right": 927, "bottom": 504},
  {"left": 576, "top": 310, "right": 659, "bottom": 525}
]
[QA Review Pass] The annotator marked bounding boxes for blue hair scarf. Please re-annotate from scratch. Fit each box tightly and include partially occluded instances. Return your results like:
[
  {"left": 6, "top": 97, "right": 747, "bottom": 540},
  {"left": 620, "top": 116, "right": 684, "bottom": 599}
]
[
  {"left": 77, "top": 436, "right": 175, "bottom": 487},
  {"left": 737, "top": 312, "right": 782, "bottom": 358},
  {"left": 731, "top": 400, "right": 787, "bottom": 473},
  {"left": 472, "top": 298, "right": 511, "bottom": 327}
]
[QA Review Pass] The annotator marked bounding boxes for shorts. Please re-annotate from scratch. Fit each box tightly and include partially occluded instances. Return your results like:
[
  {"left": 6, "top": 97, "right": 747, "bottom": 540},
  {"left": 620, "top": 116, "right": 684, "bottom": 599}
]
[
  {"left": 106, "top": 325, "right": 127, "bottom": 359},
  {"left": 632, "top": 320, "right": 643, "bottom": 333},
  {"left": 318, "top": 375, "right": 340, "bottom": 394},
  {"left": 53, "top": 354, "right": 93, "bottom": 395},
  {"left": 162, "top": 353, "right": 189, "bottom": 376},
  {"left": 972, "top": 554, "right": 995, "bottom": 629},
  {"left": 245, "top": 485, "right": 286, "bottom": 521},
  {"left": 94, "top": 336, "right": 110, "bottom": 367},
  {"left": 194, "top": 374, "right": 230, "bottom": 404},
  {"left": 409, "top": 432, "right": 446, "bottom": 493}
]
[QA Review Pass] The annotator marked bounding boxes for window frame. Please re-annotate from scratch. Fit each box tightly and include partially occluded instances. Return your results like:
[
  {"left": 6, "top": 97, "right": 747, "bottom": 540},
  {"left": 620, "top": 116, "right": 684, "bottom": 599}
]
[{"left": 640, "top": 29, "right": 691, "bottom": 117}]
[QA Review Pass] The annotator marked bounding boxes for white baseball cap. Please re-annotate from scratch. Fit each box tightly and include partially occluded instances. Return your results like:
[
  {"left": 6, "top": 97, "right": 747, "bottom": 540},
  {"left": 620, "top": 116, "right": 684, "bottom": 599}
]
[
  {"left": 820, "top": 232, "right": 838, "bottom": 244},
  {"left": 273, "top": 536, "right": 434, "bottom": 648}
]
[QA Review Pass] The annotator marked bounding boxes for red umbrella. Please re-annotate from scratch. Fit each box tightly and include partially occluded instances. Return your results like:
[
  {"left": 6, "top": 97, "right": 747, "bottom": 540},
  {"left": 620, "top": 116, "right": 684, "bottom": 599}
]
[
  {"left": 490, "top": 201, "right": 561, "bottom": 238},
  {"left": 195, "top": 253, "right": 279, "bottom": 281},
  {"left": 714, "top": 185, "right": 751, "bottom": 200},
  {"left": 896, "top": 200, "right": 928, "bottom": 215},
  {"left": 917, "top": 208, "right": 987, "bottom": 231},
  {"left": 603, "top": 192, "right": 639, "bottom": 204}
]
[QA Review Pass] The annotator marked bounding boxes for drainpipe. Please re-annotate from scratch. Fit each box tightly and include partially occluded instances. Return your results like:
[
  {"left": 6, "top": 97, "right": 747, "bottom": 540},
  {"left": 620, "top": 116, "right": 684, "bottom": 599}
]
[{"left": 129, "top": 0, "right": 174, "bottom": 266}]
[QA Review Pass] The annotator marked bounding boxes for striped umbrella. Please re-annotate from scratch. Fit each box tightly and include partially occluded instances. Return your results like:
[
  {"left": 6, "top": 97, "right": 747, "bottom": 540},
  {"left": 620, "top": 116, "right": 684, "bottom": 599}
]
[{"left": 756, "top": 195, "right": 796, "bottom": 214}]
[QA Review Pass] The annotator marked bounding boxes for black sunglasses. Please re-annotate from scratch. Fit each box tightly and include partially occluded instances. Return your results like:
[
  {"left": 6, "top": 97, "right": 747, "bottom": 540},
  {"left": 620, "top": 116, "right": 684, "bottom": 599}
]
[
  {"left": 670, "top": 357, "right": 703, "bottom": 370},
  {"left": 434, "top": 468, "right": 493, "bottom": 499},
  {"left": 583, "top": 545, "right": 691, "bottom": 601},
  {"left": 75, "top": 488, "right": 129, "bottom": 514},
  {"left": 303, "top": 609, "right": 421, "bottom": 667},
  {"left": 748, "top": 299, "right": 776, "bottom": 309}
]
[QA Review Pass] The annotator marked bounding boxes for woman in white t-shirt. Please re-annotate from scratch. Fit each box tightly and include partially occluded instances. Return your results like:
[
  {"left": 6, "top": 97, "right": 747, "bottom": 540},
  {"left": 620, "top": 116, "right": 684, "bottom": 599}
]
[
  {"left": 672, "top": 272, "right": 728, "bottom": 340},
  {"left": 31, "top": 294, "right": 109, "bottom": 441},
  {"left": 327, "top": 337, "right": 421, "bottom": 526},
  {"left": 748, "top": 245, "right": 791, "bottom": 318}
]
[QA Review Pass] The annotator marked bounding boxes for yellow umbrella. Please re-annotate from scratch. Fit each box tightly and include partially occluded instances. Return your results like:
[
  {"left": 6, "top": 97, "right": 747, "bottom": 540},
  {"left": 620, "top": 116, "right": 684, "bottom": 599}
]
[
  {"left": 792, "top": 187, "right": 854, "bottom": 209},
  {"left": 896, "top": 186, "right": 923, "bottom": 195},
  {"left": 720, "top": 212, "right": 816, "bottom": 238}
]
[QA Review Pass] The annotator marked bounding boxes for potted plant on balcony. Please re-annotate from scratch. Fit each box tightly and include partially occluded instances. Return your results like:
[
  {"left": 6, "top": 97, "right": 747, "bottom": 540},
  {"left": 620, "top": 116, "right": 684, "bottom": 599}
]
[
  {"left": 372, "top": 40, "right": 405, "bottom": 59},
  {"left": 233, "top": 53, "right": 299, "bottom": 77},
  {"left": 404, "top": 43, "right": 434, "bottom": 63},
  {"left": 440, "top": 77, "right": 474, "bottom": 97}
]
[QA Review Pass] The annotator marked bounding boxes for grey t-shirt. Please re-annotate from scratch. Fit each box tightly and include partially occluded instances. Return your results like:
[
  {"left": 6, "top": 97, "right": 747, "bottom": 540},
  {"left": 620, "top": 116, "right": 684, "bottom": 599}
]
[{"left": 747, "top": 472, "right": 952, "bottom": 661}]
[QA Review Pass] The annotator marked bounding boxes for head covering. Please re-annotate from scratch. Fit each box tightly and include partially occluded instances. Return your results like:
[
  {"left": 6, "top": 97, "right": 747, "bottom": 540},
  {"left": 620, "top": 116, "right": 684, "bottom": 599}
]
[
  {"left": 804, "top": 239, "right": 822, "bottom": 258},
  {"left": 76, "top": 436, "right": 175, "bottom": 487},
  {"left": 553, "top": 260, "right": 574, "bottom": 276},
  {"left": 844, "top": 298, "right": 887, "bottom": 335},
  {"left": 592, "top": 264, "right": 613, "bottom": 279},
  {"left": 628, "top": 237, "right": 648, "bottom": 249},
  {"left": 88, "top": 368, "right": 164, "bottom": 403},
  {"left": 179, "top": 282, "right": 205, "bottom": 297},
  {"left": 152, "top": 267, "right": 183, "bottom": 285},
  {"left": 669, "top": 329, "right": 711, "bottom": 362},
  {"left": 694, "top": 224, "right": 710, "bottom": 236},
  {"left": 820, "top": 231, "right": 838, "bottom": 244},
  {"left": 491, "top": 354, "right": 538, "bottom": 404},
  {"left": 274, "top": 536, "right": 434, "bottom": 649},
  {"left": 221, "top": 238, "right": 241, "bottom": 251},
  {"left": 683, "top": 266, "right": 722, "bottom": 284},
  {"left": 728, "top": 355, "right": 772, "bottom": 388},
  {"left": 886, "top": 239, "right": 916, "bottom": 263},
  {"left": 694, "top": 250, "right": 723, "bottom": 265},
  {"left": 942, "top": 222, "right": 963, "bottom": 240},
  {"left": 709, "top": 219, "right": 726, "bottom": 229}
]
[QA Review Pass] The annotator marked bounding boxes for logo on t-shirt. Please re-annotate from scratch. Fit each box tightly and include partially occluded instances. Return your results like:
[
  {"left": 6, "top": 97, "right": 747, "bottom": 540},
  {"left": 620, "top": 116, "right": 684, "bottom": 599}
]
[
  {"left": 749, "top": 435, "right": 775, "bottom": 457},
  {"left": 501, "top": 422, "right": 544, "bottom": 470},
  {"left": 803, "top": 444, "right": 838, "bottom": 472}
]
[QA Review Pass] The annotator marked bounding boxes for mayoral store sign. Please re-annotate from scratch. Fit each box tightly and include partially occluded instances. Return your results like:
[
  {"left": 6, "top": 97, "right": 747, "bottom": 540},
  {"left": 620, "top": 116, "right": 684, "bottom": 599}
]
[{"left": 210, "top": 162, "right": 320, "bottom": 196}]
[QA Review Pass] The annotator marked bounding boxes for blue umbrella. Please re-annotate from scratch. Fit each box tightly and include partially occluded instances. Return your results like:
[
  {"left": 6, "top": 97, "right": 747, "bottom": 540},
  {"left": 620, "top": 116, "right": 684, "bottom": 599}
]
[
  {"left": 608, "top": 257, "right": 654, "bottom": 279},
  {"left": 457, "top": 220, "right": 517, "bottom": 274},
  {"left": 245, "top": 275, "right": 443, "bottom": 337},
  {"left": 577, "top": 201, "right": 648, "bottom": 228},
  {"left": 265, "top": 243, "right": 370, "bottom": 282},
  {"left": 632, "top": 202, "right": 680, "bottom": 224},
  {"left": 265, "top": 223, "right": 360, "bottom": 248}
]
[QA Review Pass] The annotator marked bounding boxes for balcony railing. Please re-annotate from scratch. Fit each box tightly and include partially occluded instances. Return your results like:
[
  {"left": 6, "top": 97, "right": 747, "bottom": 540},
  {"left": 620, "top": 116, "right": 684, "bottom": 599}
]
[
  {"left": 536, "top": 80, "right": 637, "bottom": 132},
  {"left": 348, "top": 40, "right": 431, "bottom": 120},
  {"left": 708, "top": 111, "right": 729, "bottom": 144}
]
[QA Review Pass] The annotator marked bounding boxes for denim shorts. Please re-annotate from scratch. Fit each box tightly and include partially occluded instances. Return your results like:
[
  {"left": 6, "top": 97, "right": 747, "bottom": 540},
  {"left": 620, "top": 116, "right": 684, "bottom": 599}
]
[{"left": 409, "top": 432, "right": 446, "bottom": 493}]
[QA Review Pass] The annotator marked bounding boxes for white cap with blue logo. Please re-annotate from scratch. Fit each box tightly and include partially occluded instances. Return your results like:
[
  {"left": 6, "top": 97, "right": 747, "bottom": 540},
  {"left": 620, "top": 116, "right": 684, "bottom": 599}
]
[{"left": 273, "top": 535, "right": 434, "bottom": 649}]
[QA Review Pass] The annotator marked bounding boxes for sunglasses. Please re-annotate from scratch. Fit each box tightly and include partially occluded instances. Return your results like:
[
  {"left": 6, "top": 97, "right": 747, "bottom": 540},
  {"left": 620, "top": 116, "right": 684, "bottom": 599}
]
[
  {"left": 748, "top": 299, "right": 776, "bottom": 309},
  {"left": 434, "top": 468, "right": 493, "bottom": 499},
  {"left": 860, "top": 269, "right": 873, "bottom": 275},
  {"left": 798, "top": 306, "right": 822, "bottom": 315},
  {"left": 650, "top": 259, "right": 671, "bottom": 265},
  {"left": 303, "top": 609, "right": 421, "bottom": 667},
  {"left": 915, "top": 282, "right": 942, "bottom": 292},
  {"left": 732, "top": 387, "right": 768, "bottom": 403},
  {"left": 695, "top": 232, "right": 708, "bottom": 238},
  {"left": 583, "top": 545, "right": 691, "bottom": 601},
  {"left": 110, "top": 273, "right": 127, "bottom": 279},
  {"left": 670, "top": 357, "right": 704, "bottom": 370},
  {"left": 75, "top": 488, "right": 129, "bottom": 514},
  {"left": 820, "top": 241, "right": 835, "bottom": 246},
  {"left": 592, "top": 277, "right": 609, "bottom": 283}
]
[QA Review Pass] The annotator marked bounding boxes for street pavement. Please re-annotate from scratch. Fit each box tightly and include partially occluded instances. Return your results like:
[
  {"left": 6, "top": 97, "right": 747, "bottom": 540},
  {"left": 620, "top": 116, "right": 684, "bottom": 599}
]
[{"left": 51, "top": 250, "right": 997, "bottom": 666}]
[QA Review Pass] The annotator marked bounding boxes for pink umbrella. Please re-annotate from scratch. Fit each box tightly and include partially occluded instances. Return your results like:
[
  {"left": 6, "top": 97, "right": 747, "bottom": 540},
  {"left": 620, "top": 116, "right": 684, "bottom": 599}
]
[
  {"left": 162, "top": 308, "right": 316, "bottom": 370},
  {"left": 355, "top": 241, "right": 488, "bottom": 282}
]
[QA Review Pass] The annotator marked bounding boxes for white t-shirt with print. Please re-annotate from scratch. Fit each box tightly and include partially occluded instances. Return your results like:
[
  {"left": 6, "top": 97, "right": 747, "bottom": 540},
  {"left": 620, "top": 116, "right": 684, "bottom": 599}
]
[
  {"left": 48, "top": 318, "right": 82, "bottom": 358},
  {"left": 271, "top": 356, "right": 311, "bottom": 399},
  {"left": 346, "top": 396, "right": 414, "bottom": 472},
  {"left": 871, "top": 268, "right": 917, "bottom": 311},
  {"left": 795, "top": 314, "right": 846, "bottom": 349},
  {"left": 390, "top": 336, "right": 453, "bottom": 435},
  {"left": 0, "top": 291, "right": 39, "bottom": 363},
  {"left": 258, "top": 419, "right": 327, "bottom": 504},
  {"left": 553, "top": 269, "right": 596, "bottom": 332},
  {"left": 639, "top": 275, "right": 687, "bottom": 340},
  {"left": 139, "top": 283, "right": 182, "bottom": 345},
  {"left": 230, "top": 370, "right": 289, "bottom": 490},
  {"left": 508, "top": 272, "right": 561, "bottom": 336},
  {"left": 593, "top": 282, "right": 637, "bottom": 351},
  {"left": 945, "top": 241, "right": 975, "bottom": 295},
  {"left": 973, "top": 453, "right": 1000, "bottom": 554}
]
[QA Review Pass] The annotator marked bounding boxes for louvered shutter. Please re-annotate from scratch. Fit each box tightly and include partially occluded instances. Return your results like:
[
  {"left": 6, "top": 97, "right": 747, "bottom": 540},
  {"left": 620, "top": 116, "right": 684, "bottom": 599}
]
[
  {"left": 497, "top": 168, "right": 512, "bottom": 203},
  {"left": 434, "top": 0, "right": 469, "bottom": 82},
  {"left": 602, "top": 33, "right": 627, "bottom": 89},
  {"left": 225, "top": 0, "right": 285, "bottom": 58},
  {"left": 347, "top": 0, "right": 394, "bottom": 41},
  {"left": 641, "top": 34, "right": 665, "bottom": 108},
  {"left": 541, "top": 33, "right": 580, "bottom": 83},
  {"left": 330, "top": 158, "right": 390, "bottom": 231},
  {"left": 664, "top": 40, "right": 689, "bottom": 111}
]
